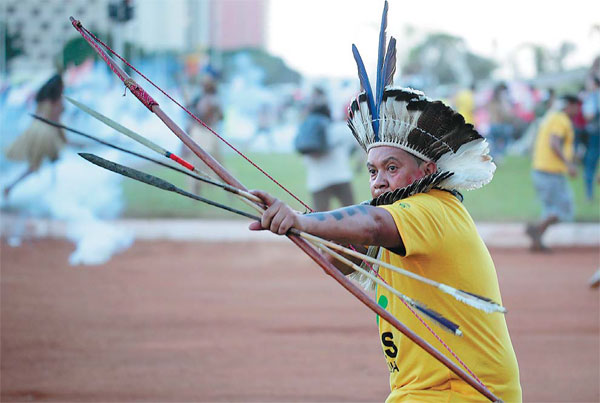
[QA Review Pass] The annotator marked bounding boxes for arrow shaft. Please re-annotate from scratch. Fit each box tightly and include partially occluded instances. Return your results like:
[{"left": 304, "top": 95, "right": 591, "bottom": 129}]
[
  {"left": 34, "top": 115, "right": 263, "bottom": 205},
  {"left": 80, "top": 153, "right": 261, "bottom": 221}
]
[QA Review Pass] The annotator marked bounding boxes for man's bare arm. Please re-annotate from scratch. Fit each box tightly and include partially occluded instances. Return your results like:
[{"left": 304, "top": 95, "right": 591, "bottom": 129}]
[
  {"left": 550, "top": 134, "right": 577, "bottom": 177},
  {"left": 322, "top": 244, "right": 367, "bottom": 276},
  {"left": 248, "top": 190, "right": 403, "bottom": 251}
]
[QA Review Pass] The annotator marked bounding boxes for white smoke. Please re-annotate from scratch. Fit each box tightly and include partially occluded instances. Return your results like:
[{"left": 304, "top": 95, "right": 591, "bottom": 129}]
[
  {"left": 1, "top": 53, "right": 361, "bottom": 265},
  {"left": 0, "top": 63, "right": 185, "bottom": 266}
]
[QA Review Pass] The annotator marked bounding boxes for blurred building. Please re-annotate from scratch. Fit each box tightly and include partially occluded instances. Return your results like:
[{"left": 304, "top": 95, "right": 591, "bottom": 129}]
[
  {"left": 185, "top": 0, "right": 267, "bottom": 72},
  {"left": 2, "top": 0, "right": 267, "bottom": 74},
  {"left": 3, "top": 0, "right": 111, "bottom": 71},
  {"left": 205, "top": 0, "right": 266, "bottom": 51}
]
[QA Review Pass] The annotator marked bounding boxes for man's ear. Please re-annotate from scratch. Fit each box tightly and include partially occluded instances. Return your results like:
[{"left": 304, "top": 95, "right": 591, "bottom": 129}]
[{"left": 423, "top": 161, "right": 437, "bottom": 175}]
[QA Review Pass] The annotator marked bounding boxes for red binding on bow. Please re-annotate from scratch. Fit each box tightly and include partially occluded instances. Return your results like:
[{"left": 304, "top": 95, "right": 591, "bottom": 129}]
[{"left": 69, "top": 17, "right": 501, "bottom": 403}]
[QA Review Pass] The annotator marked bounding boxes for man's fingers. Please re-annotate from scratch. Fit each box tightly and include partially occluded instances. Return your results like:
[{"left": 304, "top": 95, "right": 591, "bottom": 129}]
[
  {"left": 249, "top": 189, "right": 278, "bottom": 207},
  {"left": 261, "top": 200, "right": 283, "bottom": 230},
  {"left": 261, "top": 204, "right": 273, "bottom": 229},
  {"left": 248, "top": 221, "right": 264, "bottom": 231},
  {"left": 279, "top": 215, "right": 295, "bottom": 235},
  {"left": 268, "top": 202, "right": 288, "bottom": 233},
  {"left": 248, "top": 191, "right": 297, "bottom": 235}
]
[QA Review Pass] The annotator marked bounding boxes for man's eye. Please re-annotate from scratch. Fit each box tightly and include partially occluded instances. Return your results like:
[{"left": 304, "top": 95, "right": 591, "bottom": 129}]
[
  {"left": 368, "top": 169, "right": 376, "bottom": 175},
  {"left": 388, "top": 165, "right": 397, "bottom": 172}
]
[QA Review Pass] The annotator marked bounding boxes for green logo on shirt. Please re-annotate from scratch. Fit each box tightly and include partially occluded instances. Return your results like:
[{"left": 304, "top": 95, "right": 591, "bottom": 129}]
[
  {"left": 376, "top": 295, "right": 388, "bottom": 326},
  {"left": 397, "top": 202, "right": 410, "bottom": 209}
]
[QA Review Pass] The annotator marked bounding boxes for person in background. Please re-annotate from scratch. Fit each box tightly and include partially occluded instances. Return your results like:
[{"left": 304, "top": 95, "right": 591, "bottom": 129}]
[
  {"left": 486, "top": 82, "right": 514, "bottom": 162},
  {"left": 571, "top": 89, "right": 588, "bottom": 163},
  {"left": 183, "top": 73, "right": 224, "bottom": 195},
  {"left": 4, "top": 74, "right": 66, "bottom": 198},
  {"left": 581, "top": 76, "right": 600, "bottom": 201},
  {"left": 453, "top": 83, "right": 476, "bottom": 125},
  {"left": 300, "top": 88, "right": 355, "bottom": 211},
  {"left": 245, "top": 102, "right": 274, "bottom": 151},
  {"left": 526, "top": 95, "right": 580, "bottom": 252},
  {"left": 534, "top": 88, "right": 556, "bottom": 119},
  {"left": 589, "top": 268, "right": 600, "bottom": 288}
]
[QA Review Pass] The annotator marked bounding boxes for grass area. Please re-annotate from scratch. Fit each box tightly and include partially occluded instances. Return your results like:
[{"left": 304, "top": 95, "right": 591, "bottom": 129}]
[{"left": 122, "top": 153, "right": 599, "bottom": 222}]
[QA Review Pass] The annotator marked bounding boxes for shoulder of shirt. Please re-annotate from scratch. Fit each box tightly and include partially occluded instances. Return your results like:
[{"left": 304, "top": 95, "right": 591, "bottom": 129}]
[
  {"left": 548, "top": 110, "right": 569, "bottom": 122},
  {"left": 391, "top": 189, "right": 454, "bottom": 205}
]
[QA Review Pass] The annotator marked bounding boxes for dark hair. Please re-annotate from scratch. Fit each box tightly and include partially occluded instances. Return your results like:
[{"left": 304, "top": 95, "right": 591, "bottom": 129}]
[
  {"left": 313, "top": 86, "right": 325, "bottom": 96},
  {"left": 310, "top": 103, "right": 331, "bottom": 118},
  {"left": 36, "top": 74, "right": 63, "bottom": 103},
  {"left": 562, "top": 94, "right": 580, "bottom": 104},
  {"left": 493, "top": 82, "right": 508, "bottom": 97}
]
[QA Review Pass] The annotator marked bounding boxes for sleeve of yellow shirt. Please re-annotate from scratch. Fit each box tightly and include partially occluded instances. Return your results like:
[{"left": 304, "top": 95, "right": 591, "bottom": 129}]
[
  {"left": 533, "top": 111, "right": 575, "bottom": 172},
  {"left": 549, "top": 113, "right": 569, "bottom": 139},
  {"left": 378, "top": 195, "right": 445, "bottom": 257}
]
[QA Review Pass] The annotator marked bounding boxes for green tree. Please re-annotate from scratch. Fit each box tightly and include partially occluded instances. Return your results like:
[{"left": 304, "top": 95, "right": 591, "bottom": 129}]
[
  {"left": 62, "top": 32, "right": 143, "bottom": 75},
  {"left": 466, "top": 53, "right": 497, "bottom": 81},
  {"left": 532, "top": 44, "right": 549, "bottom": 74},
  {"left": 2, "top": 21, "right": 23, "bottom": 64},
  {"left": 556, "top": 42, "right": 576, "bottom": 72},
  {"left": 218, "top": 48, "right": 301, "bottom": 85},
  {"left": 62, "top": 36, "right": 97, "bottom": 67},
  {"left": 403, "top": 33, "right": 496, "bottom": 86}
]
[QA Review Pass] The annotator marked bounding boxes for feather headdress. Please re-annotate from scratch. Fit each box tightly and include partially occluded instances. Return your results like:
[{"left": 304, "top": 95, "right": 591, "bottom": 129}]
[{"left": 347, "top": 1, "right": 495, "bottom": 192}]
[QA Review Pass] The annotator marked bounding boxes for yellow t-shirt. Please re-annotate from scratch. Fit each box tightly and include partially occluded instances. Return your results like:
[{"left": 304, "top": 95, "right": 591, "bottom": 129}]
[
  {"left": 532, "top": 111, "right": 574, "bottom": 173},
  {"left": 377, "top": 190, "right": 522, "bottom": 403},
  {"left": 454, "top": 90, "right": 475, "bottom": 125}
]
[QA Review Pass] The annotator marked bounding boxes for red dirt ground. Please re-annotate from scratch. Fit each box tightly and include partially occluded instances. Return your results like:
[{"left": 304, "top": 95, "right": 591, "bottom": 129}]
[{"left": 1, "top": 239, "right": 598, "bottom": 402}]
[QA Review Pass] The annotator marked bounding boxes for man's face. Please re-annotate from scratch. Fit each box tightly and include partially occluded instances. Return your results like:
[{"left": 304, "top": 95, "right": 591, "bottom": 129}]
[
  {"left": 565, "top": 101, "right": 580, "bottom": 118},
  {"left": 366, "top": 146, "right": 435, "bottom": 198}
]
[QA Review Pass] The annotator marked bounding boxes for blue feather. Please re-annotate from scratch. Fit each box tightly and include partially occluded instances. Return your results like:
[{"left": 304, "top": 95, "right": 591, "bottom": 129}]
[
  {"left": 414, "top": 304, "right": 462, "bottom": 336},
  {"left": 374, "top": 0, "right": 389, "bottom": 140},
  {"left": 352, "top": 44, "right": 376, "bottom": 132}
]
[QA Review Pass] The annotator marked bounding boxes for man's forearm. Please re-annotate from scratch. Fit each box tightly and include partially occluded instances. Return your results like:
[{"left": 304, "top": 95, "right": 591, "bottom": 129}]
[
  {"left": 249, "top": 190, "right": 402, "bottom": 251},
  {"left": 297, "top": 205, "right": 400, "bottom": 249},
  {"left": 550, "top": 134, "right": 570, "bottom": 164}
]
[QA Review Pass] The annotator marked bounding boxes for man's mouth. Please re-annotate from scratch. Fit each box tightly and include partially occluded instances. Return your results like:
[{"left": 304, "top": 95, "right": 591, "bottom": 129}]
[{"left": 373, "top": 189, "right": 389, "bottom": 198}]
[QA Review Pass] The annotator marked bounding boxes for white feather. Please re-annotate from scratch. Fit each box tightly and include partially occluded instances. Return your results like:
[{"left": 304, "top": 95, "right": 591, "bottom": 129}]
[
  {"left": 437, "top": 138, "right": 496, "bottom": 190},
  {"left": 348, "top": 87, "right": 495, "bottom": 192},
  {"left": 438, "top": 284, "right": 506, "bottom": 314}
]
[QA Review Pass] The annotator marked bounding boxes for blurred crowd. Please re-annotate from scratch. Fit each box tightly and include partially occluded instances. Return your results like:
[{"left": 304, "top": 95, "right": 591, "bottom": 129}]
[
  {"left": 186, "top": 58, "right": 600, "bottom": 214},
  {"left": 448, "top": 57, "right": 599, "bottom": 202},
  {"left": 3, "top": 50, "right": 598, "bottom": 216},
  {"left": 449, "top": 58, "right": 599, "bottom": 252}
]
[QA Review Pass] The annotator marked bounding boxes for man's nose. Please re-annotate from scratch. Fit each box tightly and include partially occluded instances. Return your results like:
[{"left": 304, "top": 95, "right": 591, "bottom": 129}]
[{"left": 373, "top": 172, "right": 388, "bottom": 188}]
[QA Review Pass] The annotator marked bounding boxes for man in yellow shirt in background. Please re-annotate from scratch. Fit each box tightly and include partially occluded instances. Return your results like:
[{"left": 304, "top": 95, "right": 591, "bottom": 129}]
[
  {"left": 453, "top": 83, "right": 476, "bottom": 125},
  {"left": 526, "top": 95, "right": 580, "bottom": 251}
]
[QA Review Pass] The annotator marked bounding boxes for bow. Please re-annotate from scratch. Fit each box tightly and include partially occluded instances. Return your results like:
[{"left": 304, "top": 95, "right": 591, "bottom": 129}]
[{"left": 69, "top": 17, "right": 501, "bottom": 402}]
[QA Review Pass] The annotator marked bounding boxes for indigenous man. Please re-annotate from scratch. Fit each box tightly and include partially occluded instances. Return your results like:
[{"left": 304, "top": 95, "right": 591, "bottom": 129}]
[
  {"left": 249, "top": 4, "right": 521, "bottom": 401},
  {"left": 250, "top": 89, "right": 521, "bottom": 402}
]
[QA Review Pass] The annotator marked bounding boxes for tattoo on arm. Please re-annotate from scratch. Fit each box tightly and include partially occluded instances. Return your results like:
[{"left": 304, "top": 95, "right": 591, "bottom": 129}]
[
  {"left": 331, "top": 211, "right": 343, "bottom": 220},
  {"left": 308, "top": 213, "right": 328, "bottom": 221},
  {"left": 306, "top": 205, "right": 370, "bottom": 222}
]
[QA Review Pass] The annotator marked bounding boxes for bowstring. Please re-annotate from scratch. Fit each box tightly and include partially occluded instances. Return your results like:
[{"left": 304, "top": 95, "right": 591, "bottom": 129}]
[{"left": 81, "top": 26, "right": 484, "bottom": 388}]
